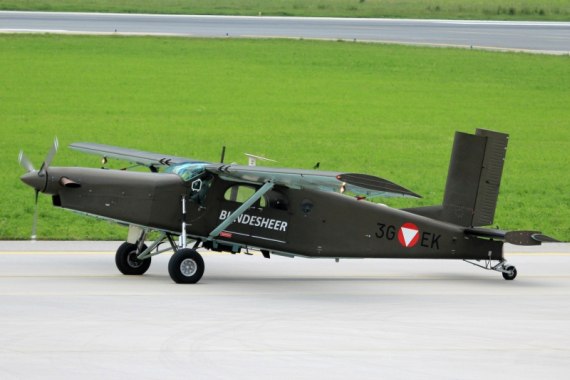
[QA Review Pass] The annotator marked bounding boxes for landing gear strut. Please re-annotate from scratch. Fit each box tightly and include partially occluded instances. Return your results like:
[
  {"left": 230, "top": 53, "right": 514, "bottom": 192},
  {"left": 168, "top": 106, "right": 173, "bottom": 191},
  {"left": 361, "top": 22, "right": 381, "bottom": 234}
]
[{"left": 464, "top": 259, "right": 517, "bottom": 281}]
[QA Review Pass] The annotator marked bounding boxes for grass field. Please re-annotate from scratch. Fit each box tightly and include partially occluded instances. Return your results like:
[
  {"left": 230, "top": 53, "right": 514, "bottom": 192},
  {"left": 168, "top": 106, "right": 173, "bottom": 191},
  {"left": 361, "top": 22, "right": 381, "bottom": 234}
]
[
  {"left": 1, "top": 34, "right": 569, "bottom": 240},
  {"left": 1, "top": 0, "right": 570, "bottom": 21}
]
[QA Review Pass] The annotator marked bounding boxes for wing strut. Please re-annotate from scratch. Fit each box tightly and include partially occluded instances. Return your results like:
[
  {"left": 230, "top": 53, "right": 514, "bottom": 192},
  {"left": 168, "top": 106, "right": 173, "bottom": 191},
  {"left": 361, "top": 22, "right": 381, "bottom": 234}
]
[{"left": 208, "top": 181, "right": 275, "bottom": 240}]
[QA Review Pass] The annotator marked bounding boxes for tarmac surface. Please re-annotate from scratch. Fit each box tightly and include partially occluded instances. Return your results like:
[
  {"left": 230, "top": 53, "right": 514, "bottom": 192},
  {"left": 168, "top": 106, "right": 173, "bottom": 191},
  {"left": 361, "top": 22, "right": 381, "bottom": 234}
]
[
  {"left": 1, "top": 11, "right": 570, "bottom": 54},
  {"left": 0, "top": 241, "right": 569, "bottom": 379}
]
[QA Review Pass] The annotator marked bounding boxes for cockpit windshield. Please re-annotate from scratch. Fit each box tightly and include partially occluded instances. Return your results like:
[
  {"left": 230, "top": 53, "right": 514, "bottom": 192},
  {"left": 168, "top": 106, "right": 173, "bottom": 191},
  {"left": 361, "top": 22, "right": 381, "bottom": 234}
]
[{"left": 166, "top": 163, "right": 206, "bottom": 182}]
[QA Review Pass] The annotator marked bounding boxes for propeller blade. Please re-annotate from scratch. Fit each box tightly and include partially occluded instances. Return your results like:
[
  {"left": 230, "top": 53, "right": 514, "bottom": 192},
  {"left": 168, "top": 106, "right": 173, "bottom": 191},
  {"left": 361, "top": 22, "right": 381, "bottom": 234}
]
[
  {"left": 31, "top": 189, "right": 39, "bottom": 241},
  {"left": 18, "top": 150, "right": 35, "bottom": 172},
  {"left": 39, "top": 137, "right": 59, "bottom": 175}
]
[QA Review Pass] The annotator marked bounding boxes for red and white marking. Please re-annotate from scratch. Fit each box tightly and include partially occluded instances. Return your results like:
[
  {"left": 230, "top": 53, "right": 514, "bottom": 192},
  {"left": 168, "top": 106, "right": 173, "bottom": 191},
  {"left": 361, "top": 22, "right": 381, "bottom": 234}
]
[{"left": 398, "top": 223, "right": 419, "bottom": 248}]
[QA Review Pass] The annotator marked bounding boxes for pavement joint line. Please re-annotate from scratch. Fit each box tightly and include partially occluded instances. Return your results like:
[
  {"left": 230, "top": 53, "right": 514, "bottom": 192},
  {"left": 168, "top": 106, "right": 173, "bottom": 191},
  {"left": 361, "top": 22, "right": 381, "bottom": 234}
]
[
  {"left": 0, "top": 251, "right": 569, "bottom": 256},
  {"left": 0, "top": 291, "right": 568, "bottom": 296},
  {"left": 2, "top": 347, "right": 568, "bottom": 353},
  {"left": 1, "top": 274, "right": 569, "bottom": 280},
  {"left": 0, "top": 251, "right": 114, "bottom": 255}
]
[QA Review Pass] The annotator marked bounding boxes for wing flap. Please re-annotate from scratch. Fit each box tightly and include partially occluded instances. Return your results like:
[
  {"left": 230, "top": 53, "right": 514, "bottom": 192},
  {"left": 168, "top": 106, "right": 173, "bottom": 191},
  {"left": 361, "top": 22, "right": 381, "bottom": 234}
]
[{"left": 209, "top": 165, "right": 420, "bottom": 198}]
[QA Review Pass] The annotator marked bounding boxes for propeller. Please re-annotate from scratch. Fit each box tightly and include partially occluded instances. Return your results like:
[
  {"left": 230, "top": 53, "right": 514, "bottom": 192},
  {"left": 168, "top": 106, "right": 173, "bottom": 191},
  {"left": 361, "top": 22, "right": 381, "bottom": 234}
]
[
  {"left": 18, "top": 137, "right": 59, "bottom": 240},
  {"left": 18, "top": 150, "right": 35, "bottom": 172},
  {"left": 39, "top": 137, "right": 59, "bottom": 176}
]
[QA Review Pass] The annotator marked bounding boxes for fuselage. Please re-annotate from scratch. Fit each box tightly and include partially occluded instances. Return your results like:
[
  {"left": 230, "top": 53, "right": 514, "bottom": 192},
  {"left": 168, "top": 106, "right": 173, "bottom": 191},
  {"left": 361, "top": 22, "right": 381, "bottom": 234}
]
[{"left": 22, "top": 166, "right": 504, "bottom": 261}]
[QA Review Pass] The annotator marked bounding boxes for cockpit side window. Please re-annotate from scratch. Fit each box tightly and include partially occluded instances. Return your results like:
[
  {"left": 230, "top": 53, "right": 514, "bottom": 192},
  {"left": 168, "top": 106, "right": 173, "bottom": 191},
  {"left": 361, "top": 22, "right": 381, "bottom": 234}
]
[
  {"left": 189, "top": 174, "right": 213, "bottom": 205},
  {"left": 166, "top": 164, "right": 213, "bottom": 205},
  {"left": 166, "top": 163, "right": 206, "bottom": 182}
]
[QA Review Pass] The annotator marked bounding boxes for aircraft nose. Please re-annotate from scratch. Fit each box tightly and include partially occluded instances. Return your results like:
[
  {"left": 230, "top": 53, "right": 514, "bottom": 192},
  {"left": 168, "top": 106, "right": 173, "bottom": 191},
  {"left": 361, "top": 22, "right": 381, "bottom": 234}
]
[{"left": 20, "top": 171, "right": 46, "bottom": 191}]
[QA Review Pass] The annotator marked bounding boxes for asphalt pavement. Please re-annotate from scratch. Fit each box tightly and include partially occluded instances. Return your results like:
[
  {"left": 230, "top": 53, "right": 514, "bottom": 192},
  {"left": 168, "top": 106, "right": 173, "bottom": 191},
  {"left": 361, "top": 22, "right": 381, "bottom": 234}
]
[{"left": 1, "top": 11, "right": 569, "bottom": 54}]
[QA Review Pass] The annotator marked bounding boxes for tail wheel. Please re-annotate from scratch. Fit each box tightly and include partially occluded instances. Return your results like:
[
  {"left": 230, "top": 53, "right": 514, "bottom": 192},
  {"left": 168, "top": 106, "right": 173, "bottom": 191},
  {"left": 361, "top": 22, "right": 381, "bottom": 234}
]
[
  {"left": 502, "top": 265, "right": 517, "bottom": 281},
  {"left": 115, "top": 242, "right": 151, "bottom": 275},
  {"left": 168, "top": 248, "right": 205, "bottom": 284}
]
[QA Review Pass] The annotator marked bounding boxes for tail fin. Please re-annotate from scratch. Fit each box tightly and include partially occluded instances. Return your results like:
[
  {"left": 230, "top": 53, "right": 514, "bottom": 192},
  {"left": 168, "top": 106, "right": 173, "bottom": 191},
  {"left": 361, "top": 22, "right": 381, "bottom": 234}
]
[{"left": 406, "top": 129, "right": 508, "bottom": 227}]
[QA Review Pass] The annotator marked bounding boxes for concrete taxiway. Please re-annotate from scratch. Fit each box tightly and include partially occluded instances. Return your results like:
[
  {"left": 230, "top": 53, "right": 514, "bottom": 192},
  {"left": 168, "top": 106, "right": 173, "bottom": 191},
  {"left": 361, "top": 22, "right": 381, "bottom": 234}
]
[{"left": 0, "top": 242, "right": 569, "bottom": 379}]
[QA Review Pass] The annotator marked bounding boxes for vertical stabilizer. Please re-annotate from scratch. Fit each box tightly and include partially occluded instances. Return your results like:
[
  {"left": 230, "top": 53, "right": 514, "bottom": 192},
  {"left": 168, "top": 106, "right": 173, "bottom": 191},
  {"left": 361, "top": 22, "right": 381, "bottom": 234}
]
[
  {"left": 405, "top": 129, "right": 508, "bottom": 227},
  {"left": 442, "top": 129, "right": 508, "bottom": 226}
]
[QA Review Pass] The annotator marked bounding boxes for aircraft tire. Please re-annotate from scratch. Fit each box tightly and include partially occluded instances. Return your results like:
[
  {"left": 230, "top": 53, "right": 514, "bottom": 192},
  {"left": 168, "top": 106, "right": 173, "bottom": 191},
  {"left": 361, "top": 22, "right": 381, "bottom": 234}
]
[
  {"left": 168, "top": 248, "right": 204, "bottom": 284},
  {"left": 115, "top": 242, "right": 151, "bottom": 275},
  {"left": 502, "top": 265, "right": 517, "bottom": 281}
]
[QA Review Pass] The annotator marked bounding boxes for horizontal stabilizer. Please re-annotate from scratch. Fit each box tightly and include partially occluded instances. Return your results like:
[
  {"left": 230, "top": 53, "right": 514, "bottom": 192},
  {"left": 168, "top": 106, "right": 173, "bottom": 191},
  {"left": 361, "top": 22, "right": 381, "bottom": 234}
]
[
  {"left": 465, "top": 228, "right": 559, "bottom": 246},
  {"left": 505, "top": 231, "right": 542, "bottom": 246},
  {"left": 505, "top": 231, "right": 560, "bottom": 245}
]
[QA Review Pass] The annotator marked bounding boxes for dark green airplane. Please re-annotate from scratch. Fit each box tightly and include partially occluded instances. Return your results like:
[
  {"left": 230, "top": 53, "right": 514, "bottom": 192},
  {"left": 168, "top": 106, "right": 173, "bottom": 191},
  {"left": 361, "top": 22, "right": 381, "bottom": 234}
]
[{"left": 19, "top": 129, "right": 557, "bottom": 284}]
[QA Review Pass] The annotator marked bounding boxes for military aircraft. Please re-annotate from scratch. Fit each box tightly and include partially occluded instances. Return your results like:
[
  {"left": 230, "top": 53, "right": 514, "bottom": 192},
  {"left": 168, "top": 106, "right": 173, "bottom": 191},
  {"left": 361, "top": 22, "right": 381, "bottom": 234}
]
[{"left": 19, "top": 129, "right": 557, "bottom": 283}]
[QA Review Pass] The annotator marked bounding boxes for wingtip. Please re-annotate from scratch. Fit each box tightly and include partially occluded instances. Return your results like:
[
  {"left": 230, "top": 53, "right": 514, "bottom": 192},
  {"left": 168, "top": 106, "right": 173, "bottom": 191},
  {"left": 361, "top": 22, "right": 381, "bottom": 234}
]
[
  {"left": 338, "top": 173, "right": 421, "bottom": 199},
  {"left": 408, "top": 191, "right": 422, "bottom": 199}
]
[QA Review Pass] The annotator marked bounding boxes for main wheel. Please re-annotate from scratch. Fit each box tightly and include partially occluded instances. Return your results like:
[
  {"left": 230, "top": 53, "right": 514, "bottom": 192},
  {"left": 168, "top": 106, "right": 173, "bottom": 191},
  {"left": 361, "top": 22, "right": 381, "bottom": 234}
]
[
  {"left": 502, "top": 265, "right": 517, "bottom": 281},
  {"left": 168, "top": 248, "right": 205, "bottom": 284},
  {"left": 115, "top": 242, "right": 151, "bottom": 275}
]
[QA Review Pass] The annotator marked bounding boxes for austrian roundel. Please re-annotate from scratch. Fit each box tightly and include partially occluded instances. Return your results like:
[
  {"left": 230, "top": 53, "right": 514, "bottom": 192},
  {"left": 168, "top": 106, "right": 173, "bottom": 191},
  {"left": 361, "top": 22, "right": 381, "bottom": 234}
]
[{"left": 397, "top": 222, "right": 420, "bottom": 248}]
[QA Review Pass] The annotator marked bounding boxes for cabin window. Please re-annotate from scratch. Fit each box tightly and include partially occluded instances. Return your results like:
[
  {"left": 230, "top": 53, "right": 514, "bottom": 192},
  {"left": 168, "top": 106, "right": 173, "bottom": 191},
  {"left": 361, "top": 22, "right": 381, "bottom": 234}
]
[
  {"left": 223, "top": 185, "right": 289, "bottom": 211},
  {"left": 265, "top": 190, "right": 289, "bottom": 211},
  {"left": 224, "top": 185, "right": 267, "bottom": 207}
]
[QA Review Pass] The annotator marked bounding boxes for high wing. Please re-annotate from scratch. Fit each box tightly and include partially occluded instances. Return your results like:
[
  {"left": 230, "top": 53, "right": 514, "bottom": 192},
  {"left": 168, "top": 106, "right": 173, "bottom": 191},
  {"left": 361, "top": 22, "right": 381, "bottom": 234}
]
[
  {"left": 70, "top": 143, "right": 420, "bottom": 198},
  {"left": 207, "top": 164, "right": 421, "bottom": 198},
  {"left": 69, "top": 142, "right": 205, "bottom": 168}
]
